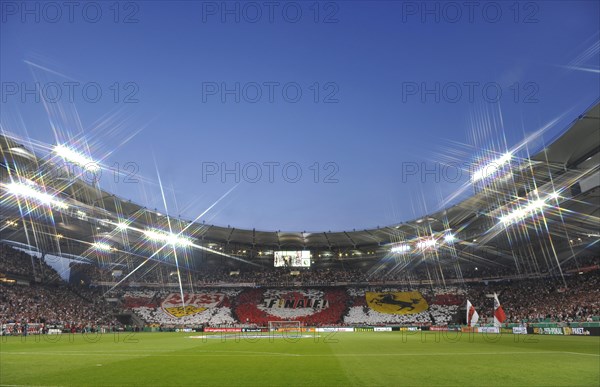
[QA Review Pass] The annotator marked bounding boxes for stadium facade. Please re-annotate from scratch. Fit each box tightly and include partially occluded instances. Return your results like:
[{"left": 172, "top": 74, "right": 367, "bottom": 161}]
[{"left": 1, "top": 102, "right": 598, "bottom": 278}]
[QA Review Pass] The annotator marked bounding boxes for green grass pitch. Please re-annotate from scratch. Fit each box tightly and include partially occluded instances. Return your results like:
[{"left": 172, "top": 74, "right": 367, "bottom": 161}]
[{"left": 1, "top": 331, "right": 599, "bottom": 386}]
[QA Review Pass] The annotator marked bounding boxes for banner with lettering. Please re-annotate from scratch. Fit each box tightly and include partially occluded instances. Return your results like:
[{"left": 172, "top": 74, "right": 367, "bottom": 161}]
[
  {"left": 235, "top": 288, "right": 348, "bottom": 325},
  {"left": 258, "top": 289, "right": 330, "bottom": 318}
]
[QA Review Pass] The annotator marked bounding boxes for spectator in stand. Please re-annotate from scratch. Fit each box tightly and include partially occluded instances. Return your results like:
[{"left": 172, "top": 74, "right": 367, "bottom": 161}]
[
  {"left": 0, "top": 244, "right": 62, "bottom": 283},
  {"left": 0, "top": 283, "right": 120, "bottom": 331}
]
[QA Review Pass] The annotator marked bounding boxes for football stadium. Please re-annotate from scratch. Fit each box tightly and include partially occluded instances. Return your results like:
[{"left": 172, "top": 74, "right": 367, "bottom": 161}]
[{"left": 1, "top": 2, "right": 600, "bottom": 387}]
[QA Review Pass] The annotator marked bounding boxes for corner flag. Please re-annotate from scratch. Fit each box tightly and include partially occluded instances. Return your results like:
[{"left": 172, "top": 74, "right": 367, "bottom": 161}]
[
  {"left": 466, "top": 300, "right": 479, "bottom": 327},
  {"left": 493, "top": 293, "right": 507, "bottom": 327}
]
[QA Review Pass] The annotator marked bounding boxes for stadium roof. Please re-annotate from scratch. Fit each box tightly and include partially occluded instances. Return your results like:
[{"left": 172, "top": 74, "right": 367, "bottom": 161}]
[{"left": 1, "top": 102, "right": 599, "bottom": 267}]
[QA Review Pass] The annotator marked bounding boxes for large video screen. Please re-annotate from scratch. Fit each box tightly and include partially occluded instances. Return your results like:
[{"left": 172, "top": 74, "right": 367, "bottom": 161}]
[{"left": 274, "top": 251, "right": 311, "bottom": 267}]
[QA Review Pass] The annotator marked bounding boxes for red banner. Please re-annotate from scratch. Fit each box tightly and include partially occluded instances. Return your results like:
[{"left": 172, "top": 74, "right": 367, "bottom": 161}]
[
  {"left": 429, "top": 326, "right": 449, "bottom": 331},
  {"left": 204, "top": 327, "right": 241, "bottom": 332}
]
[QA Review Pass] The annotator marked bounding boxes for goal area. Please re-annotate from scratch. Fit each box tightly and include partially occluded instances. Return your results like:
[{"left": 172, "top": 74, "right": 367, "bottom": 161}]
[{"left": 268, "top": 321, "right": 302, "bottom": 332}]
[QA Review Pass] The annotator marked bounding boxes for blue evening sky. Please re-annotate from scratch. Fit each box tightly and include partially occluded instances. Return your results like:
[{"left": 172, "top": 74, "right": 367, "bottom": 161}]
[{"left": 1, "top": 1, "right": 599, "bottom": 232}]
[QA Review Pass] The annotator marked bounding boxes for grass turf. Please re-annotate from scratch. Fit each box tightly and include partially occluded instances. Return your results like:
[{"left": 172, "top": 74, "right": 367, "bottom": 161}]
[{"left": 0, "top": 331, "right": 599, "bottom": 386}]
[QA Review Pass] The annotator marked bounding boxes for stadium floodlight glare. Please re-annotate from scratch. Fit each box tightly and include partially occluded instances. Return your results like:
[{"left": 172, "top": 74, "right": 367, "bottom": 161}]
[
  {"left": 417, "top": 238, "right": 437, "bottom": 249},
  {"left": 500, "top": 196, "right": 549, "bottom": 225},
  {"left": 54, "top": 144, "right": 100, "bottom": 172},
  {"left": 143, "top": 229, "right": 193, "bottom": 247},
  {"left": 472, "top": 152, "right": 512, "bottom": 182},
  {"left": 116, "top": 222, "right": 129, "bottom": 230},
  {"left": 444, "top": 234, "right": 456, "bottom": 243},
  {"left": 6, "top": 181, "right": 68, "bottom": 209},
  {"left": 548, "top": 191, "right": 560, "bottom": 200},
  {"left": 391, "top": 244, "right": 411, "bottom": 253},
  {"left": 92, "top": 241, "right": 112, "bottom": 251}
]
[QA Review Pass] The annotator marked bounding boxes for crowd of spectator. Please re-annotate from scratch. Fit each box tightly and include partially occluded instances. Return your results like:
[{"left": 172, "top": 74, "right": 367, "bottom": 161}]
[
  {"left": 76, "top": 270, "right": 599, "bottom": 328},
  {"left": 555, "top": 256, "right": 600, "bottom": 272},
  {"left": 0, "top": 283, "right": 120, "bottom": 331},
  {"left": 466, "top": 271, "right": 600, "bottom": 324},
  {"left": 234, "top": 288, "right": 350, "bottom": 326},
  {"left": 130, "top": 289, "right": 240, "bottom": 328},
  {"left": 66, "top": 256, "right": 600, "bottom": 289},
  {"left": 343, "top": 286, "right": 466, "bottom": 326},
  {"left": 71, "top": 261, "right": 369, "bottom": 287},
  {"left": 0, "top": 244, "right": 61, "bottom": 283},
  {"left": 2, "top": 243, "right": 599, "bottom": 330},
  {"left": 70, "top": 262, "right": 115, "bottom": 283},
  {"left": 114, "top": 285, "right": 469, "bottom": 327}
]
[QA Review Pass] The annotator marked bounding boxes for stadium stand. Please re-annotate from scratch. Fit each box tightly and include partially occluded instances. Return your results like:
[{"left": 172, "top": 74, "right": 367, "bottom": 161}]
[
  {"left": 0, "top": 283, "right": 119, "bottom": 330},
  {"left": 0, "top": 244, "right": 62, "bottom": 283},
  {"left": 2, "top": 243, "right": 599, "bottom": 330},
  {"left": 343, "top": 287, "right": 464, "bottom": 325},
  {"left": 466, "top": 271, "right": 600, "bottom": 324}
]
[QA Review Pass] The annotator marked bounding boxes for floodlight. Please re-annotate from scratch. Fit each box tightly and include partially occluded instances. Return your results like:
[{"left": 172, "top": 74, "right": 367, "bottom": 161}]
[
  {"left": 143, "top": 229, "right": 193, "bottom": 247},
  {"left": 500, "top": 195, "right": 551, "bottom": 226},
  {"left": 6, "top": 181, "right": 68, "bottom": 209},
  {"left": 116, "top": 222, "right": 129, "bottom": 230},
  {"left": 444, "top": 234, "right": 456, "bottom": 243},
  {"left": 472, "top": 152, "right": 512, "bottom": 182},
  {"left": 54, "top": 144, "right": 100, "bottom": 172},
  {"left": 417, "top": 238, "right": 437, "bottom": 249},
  {"left": 92, "top": 242, "right": 112, "bottom": 251}
]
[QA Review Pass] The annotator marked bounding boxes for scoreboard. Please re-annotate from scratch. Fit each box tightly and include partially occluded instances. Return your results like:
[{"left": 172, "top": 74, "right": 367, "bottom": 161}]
[{"left": 274, "top": 250, "right": 311, "bottom": 267}]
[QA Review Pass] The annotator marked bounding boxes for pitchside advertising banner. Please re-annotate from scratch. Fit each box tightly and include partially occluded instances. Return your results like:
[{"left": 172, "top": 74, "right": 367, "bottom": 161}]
[
  {"left": 365, "top": 291, "right": 428, "bottom": 315},
  {"left": 477, "top": 327, "right": 500, "bottom": 334},
  {"left": 562, "top": 327, "right": 594, "bottom": 336},
  {"left": 530, "top": 327, "right": 599, "bottom": 336},
  {"left": 204, "top": 327, "right": 241, "bottom": 333},
  {"left": 315, "top": 327, "right": 354, "bottom": 332},
  {"left": 513, "top": 327, "right": 528, "bottom": 335},
  {"left": 1, "top": 323, "right": 45, "bottom": 335},
  {"left": 398, "top": 326, "right": 421, "bottom": 331}
]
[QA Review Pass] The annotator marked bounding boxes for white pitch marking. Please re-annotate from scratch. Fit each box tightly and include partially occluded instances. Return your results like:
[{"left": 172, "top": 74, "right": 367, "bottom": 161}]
[
  {"left": 0, "top": 385, "right": 62, "bottom": 387},
  {"left": 2, "top": 351, "right": 598, "bottom": 357}
]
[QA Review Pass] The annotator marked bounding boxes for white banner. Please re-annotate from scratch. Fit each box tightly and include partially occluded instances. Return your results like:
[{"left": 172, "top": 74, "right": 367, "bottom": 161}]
[
  {"left": 374, "top": 327, "right": 393, "bottom": 332},
  {"left": 512, "top": 327, "right": 527, "bottom": 335},
  {"left": 316, "top": 327, "right": 354, "bottom": 332},
  {"left": 477, "top": 327, "right": 500, "bottom": 334}
]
